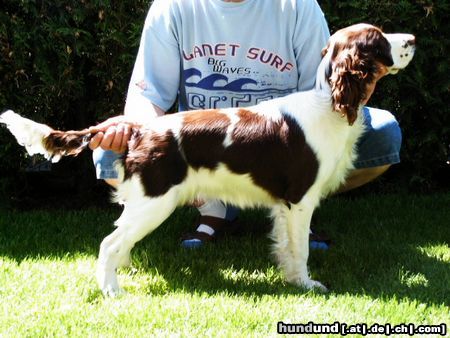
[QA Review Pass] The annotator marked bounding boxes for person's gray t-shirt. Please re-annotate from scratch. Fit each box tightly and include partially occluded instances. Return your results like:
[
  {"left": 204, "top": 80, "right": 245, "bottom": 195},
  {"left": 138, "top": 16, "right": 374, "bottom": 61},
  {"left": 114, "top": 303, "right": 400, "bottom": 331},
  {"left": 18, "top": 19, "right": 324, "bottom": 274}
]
[{"left": 125, "top": 0, "right": 330, "bottom": 116}]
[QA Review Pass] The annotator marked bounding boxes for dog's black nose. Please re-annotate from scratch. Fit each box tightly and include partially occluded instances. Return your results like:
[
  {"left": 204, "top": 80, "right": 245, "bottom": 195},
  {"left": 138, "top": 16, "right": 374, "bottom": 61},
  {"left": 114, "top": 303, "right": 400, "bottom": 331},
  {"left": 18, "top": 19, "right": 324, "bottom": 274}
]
[
  {"left": 401, "top": 36, "right": 416, "bottom": 50},
  {"left": 407, "top": 37, "right": 416, "bottom": 46}
]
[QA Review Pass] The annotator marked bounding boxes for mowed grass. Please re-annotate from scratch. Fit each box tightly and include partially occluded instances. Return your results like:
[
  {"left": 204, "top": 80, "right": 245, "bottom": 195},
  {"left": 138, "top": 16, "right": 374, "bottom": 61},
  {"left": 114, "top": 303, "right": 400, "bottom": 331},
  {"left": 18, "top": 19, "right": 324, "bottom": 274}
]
[{"left": 0, "top": 194, "right": 448, "bottom": 337}]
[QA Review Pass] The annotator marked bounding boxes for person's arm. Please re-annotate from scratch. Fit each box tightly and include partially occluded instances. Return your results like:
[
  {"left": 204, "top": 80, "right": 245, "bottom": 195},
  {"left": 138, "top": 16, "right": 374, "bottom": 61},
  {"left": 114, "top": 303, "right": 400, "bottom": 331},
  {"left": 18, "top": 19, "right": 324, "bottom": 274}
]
[
  {"left": 294, "top": 0, "right": 330, "bottom": 91},
  {"left": 90, "top": 0, "right": 180, "bottom": 152}
]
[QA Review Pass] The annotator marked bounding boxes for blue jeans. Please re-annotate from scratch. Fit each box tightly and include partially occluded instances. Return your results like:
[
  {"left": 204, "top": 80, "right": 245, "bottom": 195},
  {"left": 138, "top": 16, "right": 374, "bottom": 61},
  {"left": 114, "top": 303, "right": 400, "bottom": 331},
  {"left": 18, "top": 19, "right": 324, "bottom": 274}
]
[
  {"left": 93, "top": 106, "right": 402, "bottom": 218},
  {"left": 353, "top": 107, "right": 402, "bottom": 168}
]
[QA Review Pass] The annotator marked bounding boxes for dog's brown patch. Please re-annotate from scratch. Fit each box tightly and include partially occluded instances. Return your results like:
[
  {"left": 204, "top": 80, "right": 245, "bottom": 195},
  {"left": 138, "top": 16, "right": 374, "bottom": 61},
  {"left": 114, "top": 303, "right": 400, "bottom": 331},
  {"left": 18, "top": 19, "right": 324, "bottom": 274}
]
[
  {"left": 222, "top": 109, "right": 318, "bottom": 204},
  {"left": 180, "top": 109, "right": 231, "bottom": 169},
  {"left": 124, "top": 129, "right": 187, "bottom": 197}
]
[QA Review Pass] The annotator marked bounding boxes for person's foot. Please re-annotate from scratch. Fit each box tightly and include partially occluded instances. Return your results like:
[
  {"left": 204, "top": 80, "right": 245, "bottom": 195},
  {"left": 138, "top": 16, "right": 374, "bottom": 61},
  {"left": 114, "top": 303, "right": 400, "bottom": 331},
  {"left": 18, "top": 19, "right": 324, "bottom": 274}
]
[
  {"left": 309, "top": 229, "right": 331, "bottom": 250},
  {"left": 180, "top": 231, "right": 215, "bottom": 248},
  {"left": 181, "top": 216, "right": 331, "bottom": 250},
  {"left": 180, "top": 216, "right": 230, "bottom": 248}
]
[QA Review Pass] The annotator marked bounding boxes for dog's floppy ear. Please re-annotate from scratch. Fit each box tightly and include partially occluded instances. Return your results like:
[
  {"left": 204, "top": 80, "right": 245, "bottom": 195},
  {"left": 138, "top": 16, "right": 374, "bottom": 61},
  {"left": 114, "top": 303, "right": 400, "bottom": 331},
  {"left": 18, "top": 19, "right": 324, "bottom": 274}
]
[{"left": 329, "top": 48, "right": 370, "bottom": 126}]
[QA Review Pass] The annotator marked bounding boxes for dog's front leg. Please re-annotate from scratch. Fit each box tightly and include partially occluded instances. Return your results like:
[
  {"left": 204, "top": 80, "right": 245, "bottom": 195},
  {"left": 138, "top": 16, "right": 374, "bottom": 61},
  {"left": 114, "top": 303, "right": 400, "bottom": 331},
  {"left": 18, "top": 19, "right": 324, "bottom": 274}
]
[{"left": 284, "top": 199, "right": 327, "bottom": 292}]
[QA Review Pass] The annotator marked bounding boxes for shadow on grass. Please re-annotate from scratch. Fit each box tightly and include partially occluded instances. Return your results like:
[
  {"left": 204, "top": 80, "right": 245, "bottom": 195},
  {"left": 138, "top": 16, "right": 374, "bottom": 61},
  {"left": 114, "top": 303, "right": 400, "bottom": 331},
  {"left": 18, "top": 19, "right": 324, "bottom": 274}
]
[{"left": 0, "top": 194, "right": 448, "bottom": 307}]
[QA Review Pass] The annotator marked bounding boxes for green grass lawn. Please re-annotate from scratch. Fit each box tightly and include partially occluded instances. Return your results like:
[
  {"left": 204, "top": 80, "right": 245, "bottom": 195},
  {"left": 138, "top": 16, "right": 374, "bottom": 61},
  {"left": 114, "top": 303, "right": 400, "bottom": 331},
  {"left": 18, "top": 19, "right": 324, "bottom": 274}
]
[{"left": 0, "top": 194, "right": 449, "bottom": 337}]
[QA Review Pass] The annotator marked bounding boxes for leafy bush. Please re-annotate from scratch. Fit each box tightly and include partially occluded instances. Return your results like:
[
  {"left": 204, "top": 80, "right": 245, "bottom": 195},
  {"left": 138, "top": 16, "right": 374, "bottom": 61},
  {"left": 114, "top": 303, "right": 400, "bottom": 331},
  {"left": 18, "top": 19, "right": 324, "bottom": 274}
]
[
  {"left": 0, "top": 0, "right": 149, "bottom": 124},
  {"left": 0, "top": 0, "right": 150, "bottom": 205},
  {"left": 0, "top": 0, "right": 448, "bottom": 203}
]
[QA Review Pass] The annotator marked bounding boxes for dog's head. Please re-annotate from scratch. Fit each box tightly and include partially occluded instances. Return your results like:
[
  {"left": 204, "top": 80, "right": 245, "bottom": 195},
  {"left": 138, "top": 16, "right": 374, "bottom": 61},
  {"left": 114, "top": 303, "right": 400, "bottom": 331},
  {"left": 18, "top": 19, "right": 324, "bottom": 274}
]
[{"left": 321, "top": 24, "right": 415, "bottom": 125}]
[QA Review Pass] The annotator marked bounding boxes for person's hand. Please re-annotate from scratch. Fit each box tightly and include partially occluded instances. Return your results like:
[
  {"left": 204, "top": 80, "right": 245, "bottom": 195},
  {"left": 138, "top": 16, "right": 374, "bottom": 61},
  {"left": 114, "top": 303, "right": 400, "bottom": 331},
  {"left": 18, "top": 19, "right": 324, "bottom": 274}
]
[{"left": 88, "top": 116, "right": 140, "bottom": 153}]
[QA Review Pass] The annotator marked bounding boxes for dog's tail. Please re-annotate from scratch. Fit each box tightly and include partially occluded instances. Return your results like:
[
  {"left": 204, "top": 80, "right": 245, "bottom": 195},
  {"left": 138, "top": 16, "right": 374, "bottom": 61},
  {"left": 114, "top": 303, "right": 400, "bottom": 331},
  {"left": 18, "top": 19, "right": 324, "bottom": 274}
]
[{"left": 0, "top": 110, "right": 92, "bottom": 163}]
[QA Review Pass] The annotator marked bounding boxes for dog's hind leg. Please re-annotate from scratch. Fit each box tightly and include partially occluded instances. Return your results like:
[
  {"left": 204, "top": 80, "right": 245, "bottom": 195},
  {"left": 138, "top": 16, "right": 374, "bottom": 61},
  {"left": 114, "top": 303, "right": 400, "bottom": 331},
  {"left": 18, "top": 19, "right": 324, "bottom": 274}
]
[
  {"left": 96, "top": 187, "right": 179, "bottom": 297},
  {"left": 284, "top": 196, "right": 327, "bottom": 292}
]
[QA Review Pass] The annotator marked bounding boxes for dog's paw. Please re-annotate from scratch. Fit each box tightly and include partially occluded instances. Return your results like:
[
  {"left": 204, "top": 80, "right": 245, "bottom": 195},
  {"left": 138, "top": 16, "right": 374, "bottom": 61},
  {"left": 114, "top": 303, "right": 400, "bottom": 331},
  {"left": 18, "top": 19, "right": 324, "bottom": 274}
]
[
  {"left": 287, "top": 276, "right": 328, "bottom": 292},
  {"left": 301, "top": 279, "right": 328, "bottom": 292},
  {"left": 102, "top": 285, "right": 126, "bottom": 298},
  {"left": 97, "top": 267, "right": 125, "bottom": 298}
]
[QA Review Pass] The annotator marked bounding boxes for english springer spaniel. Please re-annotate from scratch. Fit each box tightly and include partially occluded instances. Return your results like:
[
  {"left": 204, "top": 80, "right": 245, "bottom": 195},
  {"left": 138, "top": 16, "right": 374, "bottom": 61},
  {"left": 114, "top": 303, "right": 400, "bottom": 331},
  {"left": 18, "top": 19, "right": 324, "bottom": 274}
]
[{"left": 1, "top": 24, "right": 415, "bottom": 296}]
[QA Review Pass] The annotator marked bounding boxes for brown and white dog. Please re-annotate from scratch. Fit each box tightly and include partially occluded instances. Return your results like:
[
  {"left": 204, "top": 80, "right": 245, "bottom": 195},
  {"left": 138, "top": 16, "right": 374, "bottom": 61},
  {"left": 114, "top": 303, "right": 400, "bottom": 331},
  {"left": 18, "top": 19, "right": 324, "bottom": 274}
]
[{"left": 0, "top": 24, "right": 415, "bottom": 296}]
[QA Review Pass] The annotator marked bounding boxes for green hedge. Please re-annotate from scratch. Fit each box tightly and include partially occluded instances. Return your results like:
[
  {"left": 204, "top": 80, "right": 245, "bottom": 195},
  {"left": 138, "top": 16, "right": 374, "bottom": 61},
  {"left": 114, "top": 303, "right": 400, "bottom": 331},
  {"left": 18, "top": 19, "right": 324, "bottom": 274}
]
[
  {"left": 0, "top": 0, "right": 150, "bottom": 204},
  {"left": 0, "top": 0, "right": 449, "bottom": 200}
]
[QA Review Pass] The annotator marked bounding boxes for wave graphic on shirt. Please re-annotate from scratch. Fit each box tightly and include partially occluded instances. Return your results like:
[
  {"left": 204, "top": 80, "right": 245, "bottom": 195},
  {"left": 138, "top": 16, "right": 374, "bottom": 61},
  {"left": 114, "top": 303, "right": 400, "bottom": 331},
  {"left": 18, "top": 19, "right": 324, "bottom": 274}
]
[{"left": 183, "top": 68, "right": 295, "bottom": 94}]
